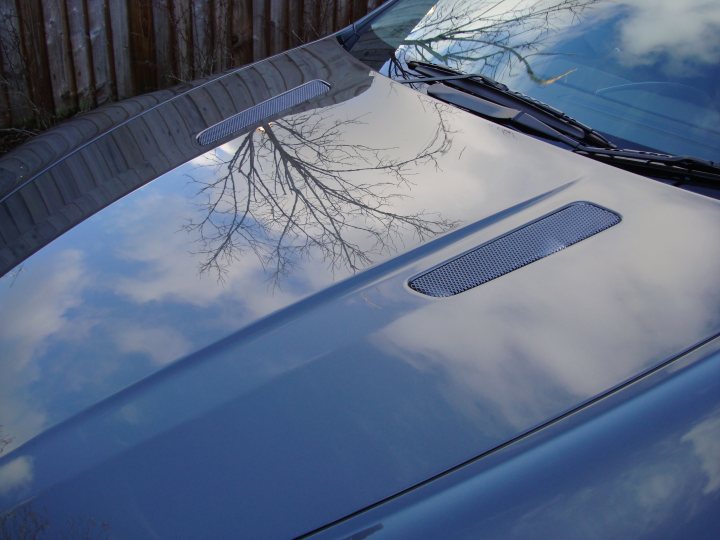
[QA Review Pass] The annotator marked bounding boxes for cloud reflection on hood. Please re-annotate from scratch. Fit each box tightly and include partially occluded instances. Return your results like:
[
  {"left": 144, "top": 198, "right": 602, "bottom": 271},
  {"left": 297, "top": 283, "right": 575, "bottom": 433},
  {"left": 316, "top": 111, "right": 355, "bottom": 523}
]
[
  {"left": 0, "top": 75, "right": 463, "bottom": 454},
  {"left": 372, "top": 187, "right": 720, "bottom": 437}
]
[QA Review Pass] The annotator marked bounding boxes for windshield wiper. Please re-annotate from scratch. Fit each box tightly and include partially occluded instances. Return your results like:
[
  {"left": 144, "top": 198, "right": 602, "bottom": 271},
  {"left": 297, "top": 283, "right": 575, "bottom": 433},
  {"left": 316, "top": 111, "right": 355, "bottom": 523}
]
[
  {"left": 405, "top": 61, "right": 615, "bottom": 149},
  {"left": 395, "top": 73, "right": 485, "bottom": 84},
  {"left": 426, "top": 83, "right": 584, "bottom": 148},
  {"left": 402, "top": 62, "right": 719, "bottom": 188},
  {"left": 575, "top": 148, "right": 720, "bottom": 187},
  {"left": 395, "top": 62, "right": 505, "bottom": 87}
]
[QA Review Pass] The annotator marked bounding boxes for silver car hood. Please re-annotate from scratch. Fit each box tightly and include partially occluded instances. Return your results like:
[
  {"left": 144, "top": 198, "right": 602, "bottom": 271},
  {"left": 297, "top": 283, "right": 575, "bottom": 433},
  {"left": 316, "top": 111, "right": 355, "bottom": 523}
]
[{"left": 1, "top": 37, "right": 719, "bottom": 537}]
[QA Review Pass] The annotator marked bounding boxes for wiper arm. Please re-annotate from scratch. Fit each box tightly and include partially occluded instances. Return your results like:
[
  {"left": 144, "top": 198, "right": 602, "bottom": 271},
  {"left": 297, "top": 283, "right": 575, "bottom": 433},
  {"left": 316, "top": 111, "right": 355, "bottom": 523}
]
[
  {"left": 575, "top": 148, "right": 720, "bottom": 186},
  {"left": 427, "top": 83, "right": 582, "bottom": 148},
  {"left": 407, "top": 61, "right": 615, "bottom": 149},
  {"left": 399, "top": 61, "right": 508, "bottom": 89}
]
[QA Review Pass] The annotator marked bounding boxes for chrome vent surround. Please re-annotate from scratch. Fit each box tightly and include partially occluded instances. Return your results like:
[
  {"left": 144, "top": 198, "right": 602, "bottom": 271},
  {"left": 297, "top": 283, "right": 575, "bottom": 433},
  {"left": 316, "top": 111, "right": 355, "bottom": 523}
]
[
  {"left": 196, "top": 79, "right": 331, "bottom": 146},
  {"left": 409, "top": 202, "right": 620, "bottom": 297}
]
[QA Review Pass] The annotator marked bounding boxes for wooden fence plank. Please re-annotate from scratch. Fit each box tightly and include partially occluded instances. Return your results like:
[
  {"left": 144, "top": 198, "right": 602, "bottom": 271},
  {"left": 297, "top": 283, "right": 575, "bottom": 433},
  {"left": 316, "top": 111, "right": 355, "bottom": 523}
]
[
  {"left": 15, "top": 0, "right": 54, "bottom": 125},
  {"left": 192, "top": 0, "right": 212, "bottom": 77},
  {"left": 319, "top": 0, "right": 335, "bottom": 38},
  {"left": 86, "top": 0, "right": 113, "bottom": 105},
  {"left": 252, "top": 0, "right": 267, "bottom": 60},
  {"left": 152, "top": 0, "right": 175, "bottom": 87},
  {"left": 128, "top": 0, "right": 155, "bottom": 95},
  {"left": 170, "top": 0, "right": 194, "bottom": 82},
  {"left": 352, "top": 0, "right": 368, "bottom": 20},
  {"left": 212, "top": 0, "right": 230, "bottom": 71},
  {"left": 0, "top": 50, "right": 9, "bottom": 127},
  {"left": 66, "top": 0, "right": 94, "bottom": 110},
  {"left": 269, "top": 0, "right": 288, "bottom": 55},
  {"left": 0, "top": 0, "right": 33, "bottom": 126},
  {"left": 42, "top": 0, "right": 77, "bottom": 117},
  {"left": 108, "top": 0, "right": 133, "bottom": 98},
  {"left": 303, "top": 0, "right": 320, "bottom": 42},
  {"left": 336, "top": 0, "right": 351, "bottom": 29},
  {"left": 288, "top": 0, "right": 302, "bottom": 47},
  {"left": 230, "top": 0, "right": 253, "bottom": 66}
]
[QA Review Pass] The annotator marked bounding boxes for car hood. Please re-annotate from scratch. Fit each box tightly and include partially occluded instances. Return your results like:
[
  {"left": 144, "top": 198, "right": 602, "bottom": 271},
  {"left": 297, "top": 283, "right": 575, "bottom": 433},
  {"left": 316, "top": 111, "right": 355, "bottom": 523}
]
[{"left": 1, "top": 37, "right": 719, "bottom": 537}]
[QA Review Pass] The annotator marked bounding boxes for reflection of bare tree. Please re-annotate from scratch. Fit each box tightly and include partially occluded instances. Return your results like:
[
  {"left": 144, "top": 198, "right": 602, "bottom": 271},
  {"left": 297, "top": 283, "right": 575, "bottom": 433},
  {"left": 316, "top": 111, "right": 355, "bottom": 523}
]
[
  {"left": 0, "top": 505, "right": 48, "bottom": 540},
  {"left": 380, "top": 0, "right": 596, "bottom": 84},
  {"left": 0, "top": 504, "right": 110, "bottom": 540},
  {"left": 184, "top": 102, "right": 457, "bottom": 282},
  {"left": 0, "top": 426, "right": 10, "bottom": 455}
]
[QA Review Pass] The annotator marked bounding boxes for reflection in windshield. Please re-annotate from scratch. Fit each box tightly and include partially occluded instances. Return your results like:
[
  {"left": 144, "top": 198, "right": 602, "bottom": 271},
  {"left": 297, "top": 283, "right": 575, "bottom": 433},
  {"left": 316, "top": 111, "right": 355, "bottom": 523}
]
[
  {"left": 386, "top": 0, "right": 593, "bottom": 83},
  {"left": 351, "top": 0, "right": 720, "bottom": 160}
]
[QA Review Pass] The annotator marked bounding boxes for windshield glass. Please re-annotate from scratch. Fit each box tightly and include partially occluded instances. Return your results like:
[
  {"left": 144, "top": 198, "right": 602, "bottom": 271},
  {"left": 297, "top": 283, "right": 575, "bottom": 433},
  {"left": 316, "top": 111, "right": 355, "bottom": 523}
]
[{"left": 348, "top": 0, "right": 720, "bottom": 161}]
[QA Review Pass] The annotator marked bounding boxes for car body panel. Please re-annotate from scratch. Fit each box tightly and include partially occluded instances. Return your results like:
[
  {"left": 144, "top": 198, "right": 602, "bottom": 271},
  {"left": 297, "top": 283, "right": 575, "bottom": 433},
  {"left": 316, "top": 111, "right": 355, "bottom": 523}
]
[
  {"left": 311, "top": 337, "right": 720, "bottom": 539},
  {"left": 1, "top": 35, "right": 720, "bottom": 538}
]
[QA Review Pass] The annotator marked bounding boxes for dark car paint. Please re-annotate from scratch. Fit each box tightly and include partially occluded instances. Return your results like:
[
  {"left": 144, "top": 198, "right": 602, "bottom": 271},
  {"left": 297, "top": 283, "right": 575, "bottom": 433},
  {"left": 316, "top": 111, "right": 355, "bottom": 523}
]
[
  {"left": 311, "top": 336, "right": 720, "bottom": 539},
  {"left": 0, "top": 33, "right": 719, "bottom": 539}
]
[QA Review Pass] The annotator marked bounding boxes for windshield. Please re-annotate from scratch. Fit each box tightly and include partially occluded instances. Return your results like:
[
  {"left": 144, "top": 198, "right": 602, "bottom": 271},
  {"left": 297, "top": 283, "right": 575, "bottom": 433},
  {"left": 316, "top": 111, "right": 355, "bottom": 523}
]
[{"left": 347, "top": 0, "right": 720, "bottom": 162}]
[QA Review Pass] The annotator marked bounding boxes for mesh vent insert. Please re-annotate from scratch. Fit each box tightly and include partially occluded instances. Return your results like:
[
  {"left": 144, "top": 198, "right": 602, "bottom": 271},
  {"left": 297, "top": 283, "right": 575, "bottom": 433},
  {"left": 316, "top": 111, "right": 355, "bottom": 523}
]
[
  {"left": 409, "top": 202, "right": 620, "bottom": 297},
  {"left": 196, "top": 79, "right": 331, "bottom": 146}
]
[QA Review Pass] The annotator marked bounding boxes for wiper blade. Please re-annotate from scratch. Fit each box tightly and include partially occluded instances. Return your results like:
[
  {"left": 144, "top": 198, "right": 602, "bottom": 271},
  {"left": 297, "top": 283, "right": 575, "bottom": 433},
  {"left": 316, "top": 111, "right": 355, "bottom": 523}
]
[
  {"left": 407, "top": 61, "right": 615, "bottom": 149},
  {"left": 395, "top": 73, "right": 483, "bottom": 84},
  {"left": 575, "top": 148, "right": 720, "bottom": 186}
]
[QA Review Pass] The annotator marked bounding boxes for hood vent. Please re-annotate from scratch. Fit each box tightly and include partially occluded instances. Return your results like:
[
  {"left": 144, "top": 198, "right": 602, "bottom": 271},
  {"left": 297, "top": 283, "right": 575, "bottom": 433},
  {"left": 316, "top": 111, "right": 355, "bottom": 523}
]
[
  {"left": 409, "top": 202, "right": 620, "bottom": 297},
  {"left": 196, "top": 79, "right": 331, "bottom": 146}
]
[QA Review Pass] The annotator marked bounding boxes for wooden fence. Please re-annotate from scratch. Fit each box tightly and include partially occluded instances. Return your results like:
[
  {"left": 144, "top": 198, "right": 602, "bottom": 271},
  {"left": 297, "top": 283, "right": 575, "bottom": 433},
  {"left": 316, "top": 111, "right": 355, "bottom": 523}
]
[{"left": 0, "top": 0, "right": 385, "bottom": 131}]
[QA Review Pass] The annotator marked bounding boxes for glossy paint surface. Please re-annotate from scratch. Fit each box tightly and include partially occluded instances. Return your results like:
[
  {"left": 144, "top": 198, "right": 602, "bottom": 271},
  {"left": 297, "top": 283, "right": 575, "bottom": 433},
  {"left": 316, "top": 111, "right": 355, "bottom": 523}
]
[
  {"left": 1, "top": 37, "right": 720, "bottom": 538},
  {"left": 313, "top": 337, "right": 720, "bottom": 539}
]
